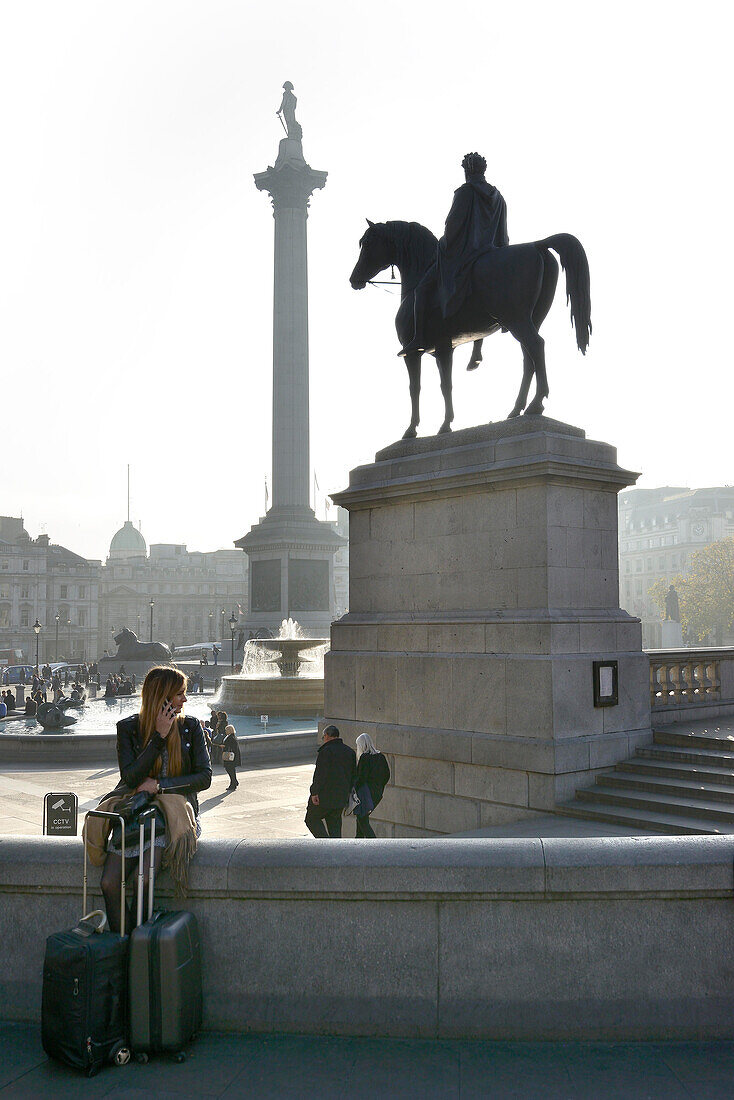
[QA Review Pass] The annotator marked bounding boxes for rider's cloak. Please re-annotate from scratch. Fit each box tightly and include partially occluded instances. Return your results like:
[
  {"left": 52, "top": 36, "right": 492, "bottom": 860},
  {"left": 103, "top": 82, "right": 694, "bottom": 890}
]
[{"left": 436, "top": 177, "right": 508, "bottom": 319}]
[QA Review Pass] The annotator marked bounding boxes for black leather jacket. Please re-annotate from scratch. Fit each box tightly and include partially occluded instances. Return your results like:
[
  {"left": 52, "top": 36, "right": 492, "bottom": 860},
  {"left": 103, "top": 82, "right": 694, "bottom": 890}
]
[{"left": 110, "top": 713, "right": 212, "bottom": 817}]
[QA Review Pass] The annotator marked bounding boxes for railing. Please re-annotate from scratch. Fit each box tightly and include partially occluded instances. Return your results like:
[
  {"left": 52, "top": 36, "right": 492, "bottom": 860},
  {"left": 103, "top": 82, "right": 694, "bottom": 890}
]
[{"left": 648, "top": 648, "right": 734, "bottom": 709}]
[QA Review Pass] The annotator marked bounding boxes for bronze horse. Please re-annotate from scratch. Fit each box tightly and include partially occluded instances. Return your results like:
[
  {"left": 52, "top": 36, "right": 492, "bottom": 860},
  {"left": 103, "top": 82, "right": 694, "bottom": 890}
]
[{"left": 350, "top": 220, "right": 591, "bottom": 438}]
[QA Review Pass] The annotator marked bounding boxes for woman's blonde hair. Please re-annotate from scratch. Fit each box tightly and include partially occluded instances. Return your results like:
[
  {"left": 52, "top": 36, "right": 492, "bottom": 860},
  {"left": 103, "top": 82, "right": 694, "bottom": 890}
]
[
  {"left": 139, "top": 666, "right": 188, "bottom": 777},
  {"left": 356, "top": 732, "right": 378, "bottom": 760}
]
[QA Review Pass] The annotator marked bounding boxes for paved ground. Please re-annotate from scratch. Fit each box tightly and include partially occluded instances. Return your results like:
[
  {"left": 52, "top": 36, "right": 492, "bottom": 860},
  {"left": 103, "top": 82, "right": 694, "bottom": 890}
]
[
  {"left": 3, "top": 1023, "right": 734, "bottom": 1098},
  {"left": 0, "top": 754, "right": 655, "bottom": 841},
  {"left": 0, "top": 757, "right": 314, "bottom": 839}
]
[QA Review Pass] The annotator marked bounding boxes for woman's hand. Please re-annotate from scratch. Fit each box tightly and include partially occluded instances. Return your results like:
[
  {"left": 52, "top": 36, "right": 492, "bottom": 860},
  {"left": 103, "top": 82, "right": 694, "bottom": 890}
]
[
  {"left": 155, "top": 699, "right": 177, "bottom": 738},
  {"left": 136, "top": 777, "right": 159, "bottom": 795}
]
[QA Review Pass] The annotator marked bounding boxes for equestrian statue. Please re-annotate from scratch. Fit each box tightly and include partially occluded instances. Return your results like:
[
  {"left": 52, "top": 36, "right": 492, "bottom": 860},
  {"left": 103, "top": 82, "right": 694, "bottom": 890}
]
[{"left": 349, "top": 152, "right": 591, "bottom": 438}]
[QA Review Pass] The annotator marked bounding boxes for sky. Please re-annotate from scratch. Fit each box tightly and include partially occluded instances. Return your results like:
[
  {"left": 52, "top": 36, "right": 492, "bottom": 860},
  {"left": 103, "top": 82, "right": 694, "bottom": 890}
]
[{"left": 1, "top": 0, "right": 731, "bottom": 561}]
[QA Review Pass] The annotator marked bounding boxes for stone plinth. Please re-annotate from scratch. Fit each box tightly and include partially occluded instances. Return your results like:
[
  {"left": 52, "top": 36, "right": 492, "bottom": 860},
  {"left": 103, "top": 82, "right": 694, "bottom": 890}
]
[{"left": 325, "top": 417, "right": 652, "bottom": 836}]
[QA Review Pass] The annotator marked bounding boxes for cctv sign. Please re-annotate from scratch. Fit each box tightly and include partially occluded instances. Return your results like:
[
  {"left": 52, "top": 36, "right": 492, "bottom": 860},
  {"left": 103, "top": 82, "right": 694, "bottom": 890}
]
[{"left": 43, "top": 792, "right": 79, "bottom": 836}]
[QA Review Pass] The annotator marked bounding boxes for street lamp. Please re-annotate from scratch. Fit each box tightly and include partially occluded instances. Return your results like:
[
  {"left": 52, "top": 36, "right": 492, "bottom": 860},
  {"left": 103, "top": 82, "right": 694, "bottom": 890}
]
[
  {"left": 149, "top": 599, "right": 155, "bottom": 643},
  {"left": 33, "top": 619, "right": 42, "bottom": 673},
  {"left": 67, "top": 619, "right": 72, "bottom": 659},
  {"left": 55, "top": 612, "right": 59, "bottom": 661},
  {"left": 229, "top": 612, "right": 238, "bottom": 671},
  {"left": 209, "top": 611, "right": 213, "bottom": 641},
  {"left": 220, "top": 607, "right": 225, "bottom": 640}
]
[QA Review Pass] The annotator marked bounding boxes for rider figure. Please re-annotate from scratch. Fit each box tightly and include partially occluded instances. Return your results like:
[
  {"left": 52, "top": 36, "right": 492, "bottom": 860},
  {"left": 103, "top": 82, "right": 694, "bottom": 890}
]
[{"left": 401, "top": 152, "right": 508, "bottom": 357}]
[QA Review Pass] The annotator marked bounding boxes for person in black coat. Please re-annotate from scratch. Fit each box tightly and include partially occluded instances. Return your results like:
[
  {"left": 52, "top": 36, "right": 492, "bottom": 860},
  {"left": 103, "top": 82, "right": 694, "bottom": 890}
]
[
  {"left": 353, "top": 732, "right": 391, "bottom": 838},
  {"left": 222, "top": 723, "right": 241, "bottom": 791},
  {"left": 305, "top": 724, "right": 356, "bottom": 839},
  {"left": 99, "top": 666, "right": 212, "bottom": 933}
]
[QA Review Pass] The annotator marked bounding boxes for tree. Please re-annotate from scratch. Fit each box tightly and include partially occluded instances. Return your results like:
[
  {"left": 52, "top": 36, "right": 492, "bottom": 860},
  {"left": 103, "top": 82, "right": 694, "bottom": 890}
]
[{"left": 677, "top": 537, "right": 734, "bottom": 644}]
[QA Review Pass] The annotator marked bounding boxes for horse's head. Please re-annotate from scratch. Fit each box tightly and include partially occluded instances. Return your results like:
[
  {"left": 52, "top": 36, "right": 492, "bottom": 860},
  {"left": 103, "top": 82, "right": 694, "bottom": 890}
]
[{"left": 350, "top": 220, "right": 392, "bottom": 289}]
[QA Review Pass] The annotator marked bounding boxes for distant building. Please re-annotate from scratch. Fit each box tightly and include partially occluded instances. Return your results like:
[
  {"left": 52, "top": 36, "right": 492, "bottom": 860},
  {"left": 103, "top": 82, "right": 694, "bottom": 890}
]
[
  {"left": 618, "top": 487, "right": 734, "bottom": 648},
  {"left": 0, "top": 516, "right": 100, "bottom": 664},
  {"left": 99, "top": 520, "right": 249, "bottom": 653}
]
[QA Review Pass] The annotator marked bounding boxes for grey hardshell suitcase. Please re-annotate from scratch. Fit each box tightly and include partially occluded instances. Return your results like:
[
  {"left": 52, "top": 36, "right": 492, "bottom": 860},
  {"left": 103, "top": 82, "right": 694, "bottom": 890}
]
[{"left": 127, "top": 811, "right": 202, "bottom": 1061}]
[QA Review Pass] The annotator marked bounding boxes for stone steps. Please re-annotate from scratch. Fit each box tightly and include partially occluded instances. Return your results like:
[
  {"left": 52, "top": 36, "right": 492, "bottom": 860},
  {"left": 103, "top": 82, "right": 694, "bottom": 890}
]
[
  {"left": 575, "top": 786, "right": 734, "bottom": 823},
  {"left": 558, "top": 800, "right": 732, "bottom": 835},
  {"left": 557, "top": 721, "right": 734, "bottom": 835},
  {"left": 618, "top": 758, "right": 734, "bottom": 786},
  {"left": 636, "top": 745, "right": 734, "bottom": 768},
  {"left": 653, "top": 728, "right": 734, "bottom": 752},
  {"left": 604, "top": 772, "right": 734, "bottom": 804}
]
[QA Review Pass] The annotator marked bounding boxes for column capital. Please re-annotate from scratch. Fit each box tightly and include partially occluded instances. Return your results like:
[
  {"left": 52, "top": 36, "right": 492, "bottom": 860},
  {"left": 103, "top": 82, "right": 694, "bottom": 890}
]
[{"left": 254, "top": 162, "right": 327, "bottom": 212}]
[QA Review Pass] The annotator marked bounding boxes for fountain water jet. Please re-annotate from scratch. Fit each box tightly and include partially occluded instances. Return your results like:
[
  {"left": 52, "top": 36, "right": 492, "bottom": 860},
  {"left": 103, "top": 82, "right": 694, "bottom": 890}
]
[{"left": 216, "top": 618, "right": 329, "bottom": 716}]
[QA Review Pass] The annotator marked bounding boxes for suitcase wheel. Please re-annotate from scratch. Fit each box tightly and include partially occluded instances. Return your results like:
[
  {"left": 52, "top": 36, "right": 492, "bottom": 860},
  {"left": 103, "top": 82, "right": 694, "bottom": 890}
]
[
  {"left": 113, "top": 1046, "right": 131, "bottom": 1066},
  {"left": 135, "top": 1052, "right": 149, "bottom": 1064}
]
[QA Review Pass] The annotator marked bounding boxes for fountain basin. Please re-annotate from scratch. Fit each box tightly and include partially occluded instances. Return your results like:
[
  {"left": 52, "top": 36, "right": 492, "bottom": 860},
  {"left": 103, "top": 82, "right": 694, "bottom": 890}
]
[{"left": 216, "top": 674, "right": 324, "bottom": 717}]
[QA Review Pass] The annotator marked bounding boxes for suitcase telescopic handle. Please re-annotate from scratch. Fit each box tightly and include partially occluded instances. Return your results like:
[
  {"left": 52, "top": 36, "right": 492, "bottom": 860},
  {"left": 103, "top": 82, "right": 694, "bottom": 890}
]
[
  {"left": 83, "top": 810, "right": 126, "bottom": 936},
  {"left": 136, "top": 807, "right": 157, "bottom": 927}
]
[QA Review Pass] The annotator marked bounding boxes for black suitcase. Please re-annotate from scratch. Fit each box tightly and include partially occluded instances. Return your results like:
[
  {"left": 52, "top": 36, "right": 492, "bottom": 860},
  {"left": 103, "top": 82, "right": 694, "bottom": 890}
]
[
  {"left": 41, "top": 809, "right": 131, "bottom": 1076},
  {"left": 128, "top": 811, "right": 202, "bottom": 1061}
]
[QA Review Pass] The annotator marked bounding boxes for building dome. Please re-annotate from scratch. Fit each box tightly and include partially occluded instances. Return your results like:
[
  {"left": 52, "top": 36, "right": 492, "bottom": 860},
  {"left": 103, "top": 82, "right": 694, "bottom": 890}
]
[{"left": 108, "top": 520, "right": 147, "bottom": 561}]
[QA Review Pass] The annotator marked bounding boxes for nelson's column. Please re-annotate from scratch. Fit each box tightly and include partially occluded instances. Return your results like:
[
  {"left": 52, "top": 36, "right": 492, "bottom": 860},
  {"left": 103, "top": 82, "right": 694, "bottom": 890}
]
[{"left": 236, "top": 83, "right": 343, "bottom": 633}]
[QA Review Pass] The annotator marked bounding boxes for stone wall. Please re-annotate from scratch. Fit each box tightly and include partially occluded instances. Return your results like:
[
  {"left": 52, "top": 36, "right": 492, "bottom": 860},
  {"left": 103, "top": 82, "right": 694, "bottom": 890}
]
[{"left": 2, "top": 835, "right": 734, "bottom": 1040}]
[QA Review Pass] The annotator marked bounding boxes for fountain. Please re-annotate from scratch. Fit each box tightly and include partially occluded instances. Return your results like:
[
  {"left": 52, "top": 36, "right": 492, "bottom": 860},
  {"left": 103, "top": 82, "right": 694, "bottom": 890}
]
[{"left": 215, "top": 619, "right": 329, "bottom": 716}]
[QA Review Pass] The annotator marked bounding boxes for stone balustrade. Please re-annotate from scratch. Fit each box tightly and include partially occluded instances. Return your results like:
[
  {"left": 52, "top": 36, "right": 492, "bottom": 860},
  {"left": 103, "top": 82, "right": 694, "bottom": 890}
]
[{"left": 649, "top": 648, "right": 734, "bottom": 720}]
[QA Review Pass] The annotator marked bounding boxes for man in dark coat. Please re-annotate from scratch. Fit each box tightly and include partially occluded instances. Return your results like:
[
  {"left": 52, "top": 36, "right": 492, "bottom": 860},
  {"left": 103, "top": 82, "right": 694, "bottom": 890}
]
[{"left": 305, "top": 724, "right": 356, "bottom": 839}]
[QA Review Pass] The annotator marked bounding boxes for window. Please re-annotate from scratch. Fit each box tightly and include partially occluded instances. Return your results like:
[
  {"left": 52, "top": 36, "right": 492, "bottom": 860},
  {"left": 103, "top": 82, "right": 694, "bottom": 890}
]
[
  {"left": 60, "top": 585, "right": 67, "bottom": 599},
  {"left": 22, "top": 560, "right": 29, "bottom": 571},
  {"left": 20, "top": 608, "right": 30, "bottom": 628},
  {"left": 671, "top": 555, "right": 678, "bottom": 568},
  {"left": 635, "top": 579, "right": 642, "bottom": 595},
  {"left": 21, "top": 585, "right": 30, "bottom": 599},
  {"left": 79, "top": 585, "right": 86, "bottom": 599},
  {"left": 625, "top": 561, "right": 631, "bottom": 573},
  {"left": 0, "top": 604, "right": 10, "bottom": 628},
  {"left": 79, "top": 610, "right": 87, "bottom": 626},
  {"left": 0, "top": 584, "right": 8, "bottom": 599},
  {"left": 1, "top": 560, "right": 8, "bottom": 569},
  {"left": 658, "top": 557, "right": 665, "bottom": 569},
  {"left": 635, "top": 560, "right": 642, "bottom": 573}
]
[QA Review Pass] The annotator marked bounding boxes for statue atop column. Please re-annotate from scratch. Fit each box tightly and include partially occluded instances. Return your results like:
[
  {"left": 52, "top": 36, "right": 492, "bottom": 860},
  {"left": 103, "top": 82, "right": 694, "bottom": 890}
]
[
  {"left": 273, "top": 81, "right": 308, "bottom": 170},
  {"left": 277, "top": 81, "right": 302, "bottom": 140}
]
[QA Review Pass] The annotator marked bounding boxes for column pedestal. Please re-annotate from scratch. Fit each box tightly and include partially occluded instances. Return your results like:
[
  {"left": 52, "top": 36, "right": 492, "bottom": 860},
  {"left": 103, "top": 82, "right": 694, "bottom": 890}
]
[{"left": 325, "top": 417, "right": 652, "bottom": 837}]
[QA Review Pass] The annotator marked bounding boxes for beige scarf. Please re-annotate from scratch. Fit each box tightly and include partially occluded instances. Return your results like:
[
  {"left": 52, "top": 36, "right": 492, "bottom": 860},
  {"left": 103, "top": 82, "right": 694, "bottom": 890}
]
[{"left": 84, "top": 790, "right": 197, "bottom": 896}]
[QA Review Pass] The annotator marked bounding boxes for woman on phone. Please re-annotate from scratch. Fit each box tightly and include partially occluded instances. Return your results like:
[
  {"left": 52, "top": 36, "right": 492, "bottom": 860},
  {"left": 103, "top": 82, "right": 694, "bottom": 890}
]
[{"left": 97, "top": 666, "right": 211, "bottom": 933}]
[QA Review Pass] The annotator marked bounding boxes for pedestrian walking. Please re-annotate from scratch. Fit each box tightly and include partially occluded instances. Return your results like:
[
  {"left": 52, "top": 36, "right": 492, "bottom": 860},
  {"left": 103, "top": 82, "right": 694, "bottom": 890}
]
[
  {"left": 305, "top": 724, "right": 356, "bottom": 839},
  {"left": 222, "top": 724, "right": 241, "bottom": 791},
  {"left": 353, "top": 733, "right": 391, "bottom": 838}
]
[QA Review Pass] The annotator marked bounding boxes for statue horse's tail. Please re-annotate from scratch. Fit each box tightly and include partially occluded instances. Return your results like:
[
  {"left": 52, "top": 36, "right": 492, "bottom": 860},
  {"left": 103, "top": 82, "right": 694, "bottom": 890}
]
[{"left": 535, "top": 234, "right": 592, "bottom": 354}]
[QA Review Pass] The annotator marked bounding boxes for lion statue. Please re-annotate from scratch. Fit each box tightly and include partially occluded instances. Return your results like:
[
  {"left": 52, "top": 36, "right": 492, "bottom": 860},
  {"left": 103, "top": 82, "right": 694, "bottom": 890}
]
[{"left": 112, "top": 627, "right": 172, "bottom": 662}]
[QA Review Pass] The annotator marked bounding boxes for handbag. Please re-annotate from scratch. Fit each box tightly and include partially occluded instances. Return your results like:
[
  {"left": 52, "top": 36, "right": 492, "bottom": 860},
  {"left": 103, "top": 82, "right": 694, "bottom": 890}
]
[
  {"left": 344, "top": 787, "right": 360, "bottom": 816},
  {"left": 222, "top": 751, "right": 235, "bottom": 762},
  {"left": 355, "top": 783, "right": 375, "bottom": 815}
]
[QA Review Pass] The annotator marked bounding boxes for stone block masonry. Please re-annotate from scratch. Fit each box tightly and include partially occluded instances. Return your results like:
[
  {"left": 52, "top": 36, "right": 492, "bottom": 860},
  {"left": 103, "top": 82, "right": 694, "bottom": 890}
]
[{"left": 326, "top": 418, "right": 653, "bottom": 835}]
